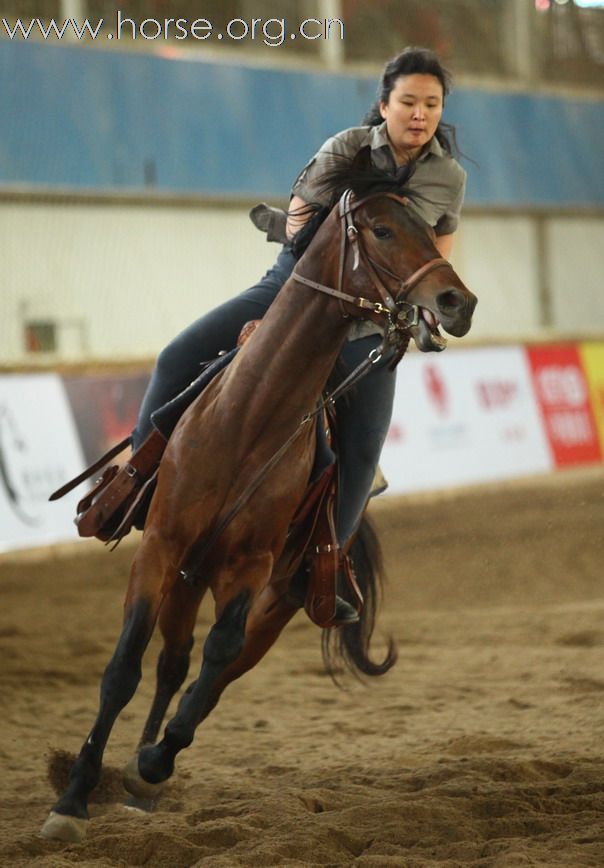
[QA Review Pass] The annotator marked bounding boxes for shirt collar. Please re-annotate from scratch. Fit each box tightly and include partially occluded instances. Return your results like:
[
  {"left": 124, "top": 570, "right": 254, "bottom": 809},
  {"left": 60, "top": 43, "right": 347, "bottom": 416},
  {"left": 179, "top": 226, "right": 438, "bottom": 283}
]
[
  {"left": 368, "top": 121, "right": 391, "bottom": 151},
  {"left": 424, "top": 136, "right": 443, "bottom": 159},
  {"left": 368, "top": 121, "right": 443, "bottom": 162}
]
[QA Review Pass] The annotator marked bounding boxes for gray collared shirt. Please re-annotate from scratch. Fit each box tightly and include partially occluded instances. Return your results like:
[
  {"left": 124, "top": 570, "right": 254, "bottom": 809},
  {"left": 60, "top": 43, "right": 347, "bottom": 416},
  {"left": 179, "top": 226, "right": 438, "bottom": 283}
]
[
  {"left": 249, "top": 123, "right": 466, "bottom": 341},
  {"left": 291, "top": 122, "right": 466, "bottom": 235}
]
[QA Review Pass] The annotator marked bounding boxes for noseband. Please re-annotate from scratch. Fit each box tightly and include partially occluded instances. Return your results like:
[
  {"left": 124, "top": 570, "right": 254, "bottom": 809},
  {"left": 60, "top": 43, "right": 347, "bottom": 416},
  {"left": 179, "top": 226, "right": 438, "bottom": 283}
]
[
  {"left": 292, "top": 189, "right": 451, "bottom": 337},
  {"left": 191, "top": 194, "right": 451, "bottom": 540}
]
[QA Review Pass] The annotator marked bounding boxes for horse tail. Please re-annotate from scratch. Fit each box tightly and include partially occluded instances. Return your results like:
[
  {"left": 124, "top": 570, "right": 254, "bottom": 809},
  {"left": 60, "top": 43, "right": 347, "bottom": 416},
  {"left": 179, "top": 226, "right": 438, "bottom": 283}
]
[{"left": 321, "top": 513, "right": 398, "bottom": 683}]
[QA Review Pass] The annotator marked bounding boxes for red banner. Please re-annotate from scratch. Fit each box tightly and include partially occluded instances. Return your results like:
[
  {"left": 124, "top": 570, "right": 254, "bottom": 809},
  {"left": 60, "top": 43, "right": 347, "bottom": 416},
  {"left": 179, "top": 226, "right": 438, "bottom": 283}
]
[
  {"left": 63, "top": 373, "right": 149, "bottom": 464},
  {"left": 526, "top": 345, "right": 602, "bottom": 467}
]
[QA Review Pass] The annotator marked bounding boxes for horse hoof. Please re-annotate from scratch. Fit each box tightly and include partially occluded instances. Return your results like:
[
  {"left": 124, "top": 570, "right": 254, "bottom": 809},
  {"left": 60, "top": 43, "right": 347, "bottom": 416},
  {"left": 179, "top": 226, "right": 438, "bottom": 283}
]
[
  {"left": 40, "top": 810, "right": 88, "bottom": 843},
  {"left": 122, "top": 755, "right": 164, "bottom": 801}
]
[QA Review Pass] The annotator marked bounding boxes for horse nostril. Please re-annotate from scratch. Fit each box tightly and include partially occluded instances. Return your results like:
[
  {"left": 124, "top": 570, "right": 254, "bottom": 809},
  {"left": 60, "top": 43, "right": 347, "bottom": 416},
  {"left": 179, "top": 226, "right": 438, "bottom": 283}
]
[{"left": 437, "top": 288, "right": 467, "bottom": 313}]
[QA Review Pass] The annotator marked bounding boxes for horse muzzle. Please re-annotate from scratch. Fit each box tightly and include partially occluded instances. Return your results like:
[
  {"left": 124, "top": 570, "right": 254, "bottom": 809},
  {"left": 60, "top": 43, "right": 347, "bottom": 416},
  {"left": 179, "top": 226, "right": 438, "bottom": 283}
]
[{"left": 409, "top": 287, "right": 477, "bottom": 352}]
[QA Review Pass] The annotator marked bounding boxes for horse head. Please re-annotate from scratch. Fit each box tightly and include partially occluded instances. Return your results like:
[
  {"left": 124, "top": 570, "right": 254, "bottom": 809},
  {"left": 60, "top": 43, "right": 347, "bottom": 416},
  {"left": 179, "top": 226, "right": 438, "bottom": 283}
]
[
  {"left": 341, "top": 189, "right": 477, "bottom": 352},
  {"left": 307, "top": 146, "right": 477, "bottom": 353}
]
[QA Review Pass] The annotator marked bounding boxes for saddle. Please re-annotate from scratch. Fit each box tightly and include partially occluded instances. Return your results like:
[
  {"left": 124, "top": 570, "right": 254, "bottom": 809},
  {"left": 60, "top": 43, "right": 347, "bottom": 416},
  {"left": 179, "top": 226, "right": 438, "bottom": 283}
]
[{"left": 50, "top": 322, "right": 363, "bottom": 628}]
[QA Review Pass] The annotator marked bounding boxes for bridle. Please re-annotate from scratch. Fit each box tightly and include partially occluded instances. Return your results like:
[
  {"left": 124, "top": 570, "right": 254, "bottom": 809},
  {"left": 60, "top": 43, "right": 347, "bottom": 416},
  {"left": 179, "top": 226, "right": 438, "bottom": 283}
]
[
  {"left": 292, "top": 189, "right": 452, "bottom": 340},
  {"left": 177, "top": 192, "right": 454, "bottom": 562}
]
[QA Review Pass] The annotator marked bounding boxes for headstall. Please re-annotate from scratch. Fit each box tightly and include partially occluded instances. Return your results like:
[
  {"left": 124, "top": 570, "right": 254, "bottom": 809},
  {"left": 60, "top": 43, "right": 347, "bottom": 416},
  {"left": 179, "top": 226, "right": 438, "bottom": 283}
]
[
  {"left": 187, "top": 194, "right": 453, "bottom": 553},
  {"left": 292, "top": 189, "right": 451, "bottom": 341}
]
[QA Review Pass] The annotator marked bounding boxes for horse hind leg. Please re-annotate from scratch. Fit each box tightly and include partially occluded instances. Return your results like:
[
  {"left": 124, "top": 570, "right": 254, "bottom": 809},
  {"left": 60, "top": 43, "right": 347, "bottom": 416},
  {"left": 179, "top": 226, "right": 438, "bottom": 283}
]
[{"left": 135, "top": 588, "right": 252, "bottom": 789}]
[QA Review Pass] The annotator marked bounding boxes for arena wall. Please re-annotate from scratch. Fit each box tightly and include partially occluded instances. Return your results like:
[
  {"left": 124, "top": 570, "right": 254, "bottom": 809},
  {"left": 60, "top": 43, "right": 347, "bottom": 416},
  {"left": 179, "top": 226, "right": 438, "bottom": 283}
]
[
  {"left": 3, "top": 42, "right": 603, "bottom": 206},
  {"left": 2, "top": 338, "right": 603, "bottom": 552},
  {"left": 2, "top": 41, "right": 603, "bottom": 364},
  {"left": 0, "top": 198, "right": 276, "bottom": 360},
  {"left": 2, "top": 199, "right": 602, "bottom": 362}
]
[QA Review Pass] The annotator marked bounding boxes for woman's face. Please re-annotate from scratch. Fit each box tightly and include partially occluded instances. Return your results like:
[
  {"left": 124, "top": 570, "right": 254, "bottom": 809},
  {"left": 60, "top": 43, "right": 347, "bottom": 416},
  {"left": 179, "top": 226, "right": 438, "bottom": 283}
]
[{"left": 380, "top": 73, "right": 444, "bottom": 158}]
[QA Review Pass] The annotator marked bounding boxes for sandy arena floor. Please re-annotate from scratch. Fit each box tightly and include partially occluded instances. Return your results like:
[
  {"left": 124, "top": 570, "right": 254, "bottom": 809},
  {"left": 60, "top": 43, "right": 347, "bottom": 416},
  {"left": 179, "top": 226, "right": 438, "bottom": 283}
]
[{"left": 1, "top": 468, "right": 603, "bottom": 867}]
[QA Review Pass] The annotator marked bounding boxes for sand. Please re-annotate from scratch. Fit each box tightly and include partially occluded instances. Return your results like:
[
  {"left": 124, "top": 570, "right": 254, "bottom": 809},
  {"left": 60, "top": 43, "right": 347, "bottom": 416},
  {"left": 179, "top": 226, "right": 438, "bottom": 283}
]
[{"left": 1, "top": 467, "right": 603, "bottom": 867}]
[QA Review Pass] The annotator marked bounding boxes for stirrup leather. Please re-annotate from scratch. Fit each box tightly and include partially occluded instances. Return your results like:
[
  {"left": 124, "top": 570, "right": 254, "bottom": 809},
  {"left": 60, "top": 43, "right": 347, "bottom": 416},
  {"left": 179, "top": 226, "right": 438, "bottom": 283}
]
[{"left": 304, "top": 480, "right": 363, "bottom": 628}]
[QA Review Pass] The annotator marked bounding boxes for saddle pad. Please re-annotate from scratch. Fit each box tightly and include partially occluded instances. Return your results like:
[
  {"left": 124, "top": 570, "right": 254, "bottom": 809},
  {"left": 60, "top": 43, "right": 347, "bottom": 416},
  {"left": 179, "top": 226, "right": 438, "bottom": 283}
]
[{"left": 151, "top": 348, "right": 238, "bottom": 440}]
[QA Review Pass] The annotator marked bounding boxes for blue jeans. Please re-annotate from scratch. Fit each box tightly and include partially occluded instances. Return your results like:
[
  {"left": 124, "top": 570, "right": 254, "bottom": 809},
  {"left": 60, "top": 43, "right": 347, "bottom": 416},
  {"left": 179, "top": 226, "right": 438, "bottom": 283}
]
[{"left": 133, "top": 246, "right": 396, "bottom": 545}]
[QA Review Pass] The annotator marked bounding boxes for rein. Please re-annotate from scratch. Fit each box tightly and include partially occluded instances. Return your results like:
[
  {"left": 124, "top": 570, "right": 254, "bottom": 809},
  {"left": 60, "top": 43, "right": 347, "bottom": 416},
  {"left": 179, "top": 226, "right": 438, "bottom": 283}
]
[
  {"left": 179, "top": 343, "right": 390, "bottom": 580},
  {"left": 181, "top": 190, "right": 441, "bottom": 577}
]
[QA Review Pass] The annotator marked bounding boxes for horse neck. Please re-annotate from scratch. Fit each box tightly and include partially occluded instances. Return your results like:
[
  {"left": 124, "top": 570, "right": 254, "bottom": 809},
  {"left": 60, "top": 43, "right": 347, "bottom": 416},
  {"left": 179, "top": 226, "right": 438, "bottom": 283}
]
[
  {"left": 231, "top": 235, "right": 354, "bottom": 419},
  {"left": 263, "top": 241, "right": 351, "bottom": 388}
]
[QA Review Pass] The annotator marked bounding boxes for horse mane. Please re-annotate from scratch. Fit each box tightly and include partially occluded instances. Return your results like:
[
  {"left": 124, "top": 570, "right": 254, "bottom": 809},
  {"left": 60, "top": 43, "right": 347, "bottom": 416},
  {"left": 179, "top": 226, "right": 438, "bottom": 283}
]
[
  {"left": 312, "top": 149, "right": 418, "bottom": 205},
  {"left": 290, "top": 148, "right": 429, "bottom": 258}
]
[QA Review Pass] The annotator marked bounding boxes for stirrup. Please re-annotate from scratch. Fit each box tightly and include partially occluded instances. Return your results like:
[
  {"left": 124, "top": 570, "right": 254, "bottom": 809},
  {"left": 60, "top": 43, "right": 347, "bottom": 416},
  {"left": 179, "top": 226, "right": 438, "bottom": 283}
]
[
  {"left": 301, "top": 471, "right": 364, "bottom": 628},
  {"left": 305, "top": 551, "right": 363, "bottom": 628}
]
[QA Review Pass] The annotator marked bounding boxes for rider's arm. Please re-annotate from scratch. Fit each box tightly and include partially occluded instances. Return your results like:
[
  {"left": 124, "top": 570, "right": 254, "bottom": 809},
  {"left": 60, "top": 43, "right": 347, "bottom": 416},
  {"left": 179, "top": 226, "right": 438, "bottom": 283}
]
[
  {"left": 433, "top": 175, "right": 465, "bottom": 259},
  {"left": 435, "top": 233, "right": 454, "bottom": 259},
  {"left": 287, "top": 130, "right": 366, "bottom": 240},
  {"left": 286, "top": 195, "right": 314, "bottom": 239}
]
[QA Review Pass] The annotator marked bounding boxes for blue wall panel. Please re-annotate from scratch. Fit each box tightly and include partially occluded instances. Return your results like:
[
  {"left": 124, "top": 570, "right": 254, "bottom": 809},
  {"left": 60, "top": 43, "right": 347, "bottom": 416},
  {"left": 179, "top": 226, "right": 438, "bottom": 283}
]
[{"left": 2, "top": 40, "right": 603, "bottom": 207}]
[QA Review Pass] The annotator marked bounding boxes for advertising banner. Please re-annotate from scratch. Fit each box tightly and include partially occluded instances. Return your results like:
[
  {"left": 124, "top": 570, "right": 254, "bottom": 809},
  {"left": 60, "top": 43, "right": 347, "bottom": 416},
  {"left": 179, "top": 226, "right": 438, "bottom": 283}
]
[
  {"left": 63, "top": 373, "right": 149, "bottom": 464},
  {"left": 381, "top": 347, "right": 552, "bottom": 494},
  {"left": 526, "top": 345, "right": 602, "bottom": 467},
  {"left": 1, "top": 345, "right": 601, "bottom": 553},
  {"left": 0, "top": 374, "right": 86, "bottom": 552},
  {"left": 579, "top": 342, "right": 604, "bottom": 456}
]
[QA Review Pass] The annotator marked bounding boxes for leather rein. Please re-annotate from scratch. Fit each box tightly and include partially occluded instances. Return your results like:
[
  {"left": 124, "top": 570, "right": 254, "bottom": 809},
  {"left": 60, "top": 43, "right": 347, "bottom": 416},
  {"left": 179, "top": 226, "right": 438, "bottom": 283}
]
[
  {"left": 292, "top": 189, "right": 451, "bottom": 339},
  {"left": 179, "top": 191, "right": 452, "bottom": 573}
]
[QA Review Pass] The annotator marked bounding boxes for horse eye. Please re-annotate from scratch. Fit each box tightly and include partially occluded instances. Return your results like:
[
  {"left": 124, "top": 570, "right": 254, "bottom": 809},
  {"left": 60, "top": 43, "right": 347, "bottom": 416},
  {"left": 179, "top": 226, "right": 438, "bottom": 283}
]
[{"left": 373, "top": 225, "right": 392, "bottom": 240}]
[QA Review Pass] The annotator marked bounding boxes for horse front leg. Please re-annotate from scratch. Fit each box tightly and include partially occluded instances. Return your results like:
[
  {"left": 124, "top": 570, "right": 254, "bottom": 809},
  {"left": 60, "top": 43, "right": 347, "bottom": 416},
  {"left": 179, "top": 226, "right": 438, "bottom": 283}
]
[
  {"left": 120, "top": 578, "right": 206, "bottom": 803},
  {"left": 212, "top": 579, "right": 302, "bottom": 688},
  {"left": 40, "top": 533, "right": 173, "bottom": 842},
  {"left": 125, "top": 552, "right": 282, "bottom": 794},
  {"left": 129, "top": 587, "right": 251, "bottom": 793},
  {"left": 138, "top": 579, "right": 207, "bottom": 750}
]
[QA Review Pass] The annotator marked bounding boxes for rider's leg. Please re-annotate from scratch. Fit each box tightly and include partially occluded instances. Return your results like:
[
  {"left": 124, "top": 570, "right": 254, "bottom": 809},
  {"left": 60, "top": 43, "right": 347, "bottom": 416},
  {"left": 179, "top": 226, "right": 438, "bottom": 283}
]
[
  {"left": 297, "top": 334, "right": 396, "bottom": 627},
  {"left": 334, "top": 334, "right": 397, "bottom": 547},
  {"left": 75, "top": 247, "right": 297, "bottom": 539},
  {"left": 132, "top": 295, "right": 265, "bottom": 448},
  {"left": 132, "top": 246, "right": 297, "bottom": 448}
]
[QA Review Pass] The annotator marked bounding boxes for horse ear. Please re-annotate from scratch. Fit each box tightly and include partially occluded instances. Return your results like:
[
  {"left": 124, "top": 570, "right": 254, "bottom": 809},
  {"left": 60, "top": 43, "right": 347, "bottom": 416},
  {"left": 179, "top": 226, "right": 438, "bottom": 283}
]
[{"left": 350, "top": 145, "right": 373, "bottom": 174}]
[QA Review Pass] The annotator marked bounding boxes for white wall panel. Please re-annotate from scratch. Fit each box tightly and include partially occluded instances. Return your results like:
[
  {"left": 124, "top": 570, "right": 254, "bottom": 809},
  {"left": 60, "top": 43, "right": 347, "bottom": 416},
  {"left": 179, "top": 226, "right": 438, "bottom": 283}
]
[
  {"left": 450, "top": 215, "right": 542, "bottom": 339},
  {"left": 0, "top": 201, "right": 277, "bottom": 361},
  {"left": 1, "top": 202, "right": 603, "bottom": 364},
  {"left": 382, "top": 346, "right": 553, "bottom": 493},
  {"left": 546, "top": 218, "right": 604, "bottom": 335},
  {"left": 0, "top": 374, "right": 86, "bottom": 551}
]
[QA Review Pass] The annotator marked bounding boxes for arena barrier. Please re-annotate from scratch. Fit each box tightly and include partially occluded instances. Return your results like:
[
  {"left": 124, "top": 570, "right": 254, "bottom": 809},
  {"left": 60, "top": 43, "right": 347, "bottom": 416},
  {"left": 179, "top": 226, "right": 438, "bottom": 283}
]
[
  {"left": 382, "top": 341, "right": 604, "bottom": 493},
  {"left": 1, "top": 341, "right": 603, "bottom": 552}
]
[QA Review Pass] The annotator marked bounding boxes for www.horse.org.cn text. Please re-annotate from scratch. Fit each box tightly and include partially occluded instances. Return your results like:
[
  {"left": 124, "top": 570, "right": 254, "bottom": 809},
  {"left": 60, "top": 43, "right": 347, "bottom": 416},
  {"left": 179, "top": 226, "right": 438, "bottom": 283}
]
[{"left": 1, "top": 14, "right": 345, "bottom": 46}]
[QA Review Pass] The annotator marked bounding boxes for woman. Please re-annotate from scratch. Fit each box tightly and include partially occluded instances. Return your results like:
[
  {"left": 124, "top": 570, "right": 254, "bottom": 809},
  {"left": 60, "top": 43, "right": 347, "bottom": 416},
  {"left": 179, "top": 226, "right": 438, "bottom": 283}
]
[{"left": 81, "top": 47, "right": 466, "bottom": 617}]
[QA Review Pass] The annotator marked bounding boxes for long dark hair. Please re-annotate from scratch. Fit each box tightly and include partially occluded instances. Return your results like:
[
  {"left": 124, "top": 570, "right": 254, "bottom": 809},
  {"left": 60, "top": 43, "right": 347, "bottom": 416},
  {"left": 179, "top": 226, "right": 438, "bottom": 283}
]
[
  {"left": 290, "top": 146, "right": 424, "bottom": 259},
  {"left": 363, "top": 46, "right": 460, "bottom": 157}
]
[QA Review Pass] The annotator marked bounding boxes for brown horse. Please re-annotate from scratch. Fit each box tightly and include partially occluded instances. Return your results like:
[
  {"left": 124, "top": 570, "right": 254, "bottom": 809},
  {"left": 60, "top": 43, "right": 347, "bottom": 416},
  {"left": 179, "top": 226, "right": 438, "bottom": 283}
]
[{"left": 41, "top": 168, "right": 476, "bottom": 843}]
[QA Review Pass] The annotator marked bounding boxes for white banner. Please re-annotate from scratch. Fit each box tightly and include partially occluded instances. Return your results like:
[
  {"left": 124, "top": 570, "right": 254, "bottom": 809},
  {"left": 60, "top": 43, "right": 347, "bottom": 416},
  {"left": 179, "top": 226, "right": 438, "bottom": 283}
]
[
  {"left": 0, "top": 374, "right": 86, "bottom": 552},
  {"left": 381, "top": 347, "right": 553, "bottom": 493}
]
